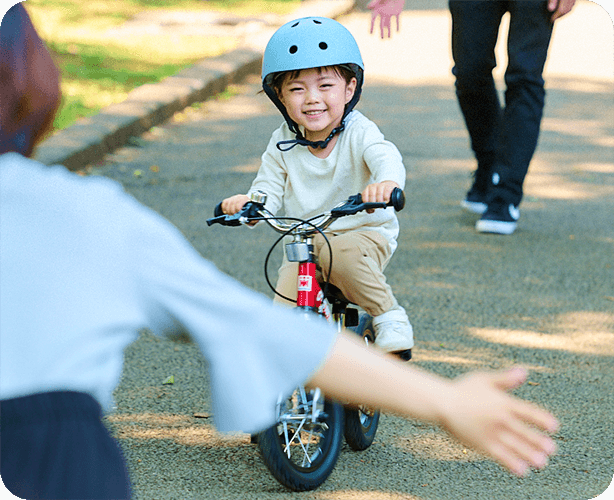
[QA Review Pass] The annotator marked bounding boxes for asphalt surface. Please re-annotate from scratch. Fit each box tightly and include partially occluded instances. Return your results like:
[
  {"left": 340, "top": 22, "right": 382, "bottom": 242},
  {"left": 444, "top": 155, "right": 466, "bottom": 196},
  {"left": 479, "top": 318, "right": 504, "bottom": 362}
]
[{"left": 58, "top": 2, "right": 614, "bottom": 499}]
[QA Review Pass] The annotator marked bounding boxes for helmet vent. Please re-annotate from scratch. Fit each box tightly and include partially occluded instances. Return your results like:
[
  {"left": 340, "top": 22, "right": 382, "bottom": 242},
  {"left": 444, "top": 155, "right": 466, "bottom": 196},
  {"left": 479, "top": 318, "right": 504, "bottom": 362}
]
[
  {"left": 291, "top": 21, "right": 299, "bottom": 27},
  {"left": 319, "top": 42, "right": 328, "bottom": 50},
  {"left": 313, "top": 19, "right": 322, "bottom": 24},
  {"left": 289, "top": 45, "right": 298, "bottom": 54}
]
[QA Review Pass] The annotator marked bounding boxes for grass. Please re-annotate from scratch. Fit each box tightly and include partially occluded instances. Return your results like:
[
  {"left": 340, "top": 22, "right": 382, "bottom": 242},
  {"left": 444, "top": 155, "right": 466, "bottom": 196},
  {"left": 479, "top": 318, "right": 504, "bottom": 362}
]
[{"left": 24, "top": 0, "right": 299, "bottom": 130}]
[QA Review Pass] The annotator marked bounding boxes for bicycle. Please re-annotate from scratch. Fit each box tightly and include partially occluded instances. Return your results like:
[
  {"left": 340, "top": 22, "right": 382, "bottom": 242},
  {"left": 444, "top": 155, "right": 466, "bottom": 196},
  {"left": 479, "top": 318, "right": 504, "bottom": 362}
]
[{"left": 206, "top": 187, "right": 406, "bottom": 491}]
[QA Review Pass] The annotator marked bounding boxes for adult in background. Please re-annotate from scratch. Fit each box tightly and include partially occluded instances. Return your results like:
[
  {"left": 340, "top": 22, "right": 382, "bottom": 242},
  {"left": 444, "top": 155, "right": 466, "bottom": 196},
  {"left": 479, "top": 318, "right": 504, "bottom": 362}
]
[{"left": 452, "top": 0, "right": 576, "bottom": 234}]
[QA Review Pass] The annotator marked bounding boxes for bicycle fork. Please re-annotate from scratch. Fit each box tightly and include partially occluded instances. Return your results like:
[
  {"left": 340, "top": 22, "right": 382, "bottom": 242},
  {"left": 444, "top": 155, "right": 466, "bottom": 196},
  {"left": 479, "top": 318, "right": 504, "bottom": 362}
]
[{"left": 287, "top": 236, "right": 332, "bottom": 322}]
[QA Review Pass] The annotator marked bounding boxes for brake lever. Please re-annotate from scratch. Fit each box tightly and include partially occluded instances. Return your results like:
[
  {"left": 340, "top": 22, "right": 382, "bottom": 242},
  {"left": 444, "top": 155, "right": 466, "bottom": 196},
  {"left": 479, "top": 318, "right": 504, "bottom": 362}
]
[
  {"left": 330, "top": 188, "right": 405, "bottom": 218},
  {"left": 206, "top": 201, "right": 264, "bottom": 226},
  {"left": 331, "top": 201, "right": 386, "bottom": 218}
]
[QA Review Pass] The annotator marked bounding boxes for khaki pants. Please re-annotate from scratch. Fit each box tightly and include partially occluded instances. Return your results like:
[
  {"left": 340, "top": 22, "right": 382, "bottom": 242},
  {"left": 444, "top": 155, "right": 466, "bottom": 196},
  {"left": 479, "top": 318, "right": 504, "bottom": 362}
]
[{"left": 274, "top": 231, "right": 397, "bottom": 317}]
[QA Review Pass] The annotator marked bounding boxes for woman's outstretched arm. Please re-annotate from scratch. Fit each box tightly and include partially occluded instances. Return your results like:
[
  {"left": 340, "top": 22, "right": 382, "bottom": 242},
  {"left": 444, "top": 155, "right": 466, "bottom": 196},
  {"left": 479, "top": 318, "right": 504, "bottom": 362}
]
[{"left": 308, "top": 332, "right": 559, "bottom": 477}]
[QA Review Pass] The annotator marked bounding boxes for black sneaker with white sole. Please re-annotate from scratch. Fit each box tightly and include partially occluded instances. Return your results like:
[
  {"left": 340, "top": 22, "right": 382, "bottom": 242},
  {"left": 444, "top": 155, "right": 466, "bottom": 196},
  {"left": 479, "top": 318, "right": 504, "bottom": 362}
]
[
  {"left": 461, "top": 168, "right": 492, "bottom": 215},
  {"left": 476, "top": 202, "right": 520, "bottom": 235},
  {"left": 461, "top": 190, "right": 488, "bottom": 215}
]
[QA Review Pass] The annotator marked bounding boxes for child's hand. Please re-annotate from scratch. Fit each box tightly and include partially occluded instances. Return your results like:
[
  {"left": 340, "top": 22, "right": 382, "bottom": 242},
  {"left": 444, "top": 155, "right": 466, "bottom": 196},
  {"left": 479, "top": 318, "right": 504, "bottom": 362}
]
[
  {"left": 221, "top": 194, "right": 250, "bottom": 215},
  {"left": 362, "top": 181, "right": 400, "bottom": 213},
  {"left": 438, "top": 367, "right": 559, "bottom": 477}
]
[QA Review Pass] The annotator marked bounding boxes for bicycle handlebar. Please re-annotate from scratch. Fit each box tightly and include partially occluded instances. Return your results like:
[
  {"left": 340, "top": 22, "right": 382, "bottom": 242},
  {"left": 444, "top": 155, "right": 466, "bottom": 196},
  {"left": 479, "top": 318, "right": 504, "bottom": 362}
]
[{"left": 206, "top": 187, "right": 405, "bottom": 235}]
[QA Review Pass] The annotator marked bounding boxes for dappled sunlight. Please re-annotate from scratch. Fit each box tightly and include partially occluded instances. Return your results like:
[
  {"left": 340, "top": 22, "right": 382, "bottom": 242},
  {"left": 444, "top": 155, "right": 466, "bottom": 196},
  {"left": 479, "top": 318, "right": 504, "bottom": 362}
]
[
  {"left": 68, "top": 34, "right": 237, "bottom": 63},
  {"left": 524, "top": 159, "right": 614, "bottom": 201},
  {"left": 347, "top": 1, "right": 613, "bottom": 86},
  {"left": 62, "top": 80, "right": 129, "bottom": 110},
  {"left": 27, "top": 0, "right": 299, "bottom": 64},
  {"left": 412, "top": 350, "right": 484, "bottom": 367},
  {"left": 411, "top": 345, "right": 555, "bottom": 372},
  {"left": 316, "top": 490, "right": 421, "bottom": 500},
  {"left": 232, "top": 160, "right": 261, "bottom": 173},
  {"left": 470, "top": 311, "right": 614, "bottom": 356},
  {"left": 344, "top": 12, "right": 454, "bottom": 86},
  {"left": 525, "top": 176, "right": 608, "bottom": 200},
  {"left": 415, "top": 158, "right": 474, "bottom": 174},
  {"left": 573, "top": 162, "right": 614, "bottom": 175},
  {"left": 541, "top": 117, "right": 611, "bottom": 139},
  {"left": 201, "top": 100, "right": 266, "bottom": 119},
  {"left": 29, "top": 8, "right": 237, "bottom": 63},
  {"left": 393, "top": 431, "right": 482, "bottom": 464},
  {"left": 546, "top": 1, "right": 614, "bottom": 82},
  {"left": 547, "top": 78, "right": 614, "bottom": 94},
  {"left": 591, "top": 136, "right": 614, "bottom": 148},
  {"left": 107, "top": 412, "right": 249, "bottom": 447}
]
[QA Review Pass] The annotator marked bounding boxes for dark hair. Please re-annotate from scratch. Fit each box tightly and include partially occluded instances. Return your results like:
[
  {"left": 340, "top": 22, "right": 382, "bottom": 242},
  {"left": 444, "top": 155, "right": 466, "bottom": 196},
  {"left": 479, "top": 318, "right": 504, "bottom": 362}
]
[
  {"left": 268, "top": 64, "right": 357, "bottom": 96},
  {"left": 0, "top": 4, "right": 61, "bottom": 157}
]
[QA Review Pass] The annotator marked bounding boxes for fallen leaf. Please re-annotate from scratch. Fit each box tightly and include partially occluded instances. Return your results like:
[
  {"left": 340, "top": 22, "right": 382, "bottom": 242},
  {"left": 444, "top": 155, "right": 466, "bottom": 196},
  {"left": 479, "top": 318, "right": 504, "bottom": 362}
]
[{"left": 162, "top": 375, "right": 174, "bottom": 385}]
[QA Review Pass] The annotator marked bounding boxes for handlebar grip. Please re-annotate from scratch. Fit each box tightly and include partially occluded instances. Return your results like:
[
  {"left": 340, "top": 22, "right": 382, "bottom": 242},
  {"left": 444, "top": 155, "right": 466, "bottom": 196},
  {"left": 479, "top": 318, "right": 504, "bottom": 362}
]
[
  {"left": 388, "top": 187, "right": 405, "bottom": 211},
  {"left": 355, "top": 187, "right": 405, "bottom": 211}
]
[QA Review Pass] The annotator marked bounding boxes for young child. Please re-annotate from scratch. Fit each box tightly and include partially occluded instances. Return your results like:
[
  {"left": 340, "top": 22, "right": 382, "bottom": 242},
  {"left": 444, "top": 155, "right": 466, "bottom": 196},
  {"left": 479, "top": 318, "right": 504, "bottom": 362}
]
[{"left": 221, "top": 16, "right": 413, "bottom": 358}]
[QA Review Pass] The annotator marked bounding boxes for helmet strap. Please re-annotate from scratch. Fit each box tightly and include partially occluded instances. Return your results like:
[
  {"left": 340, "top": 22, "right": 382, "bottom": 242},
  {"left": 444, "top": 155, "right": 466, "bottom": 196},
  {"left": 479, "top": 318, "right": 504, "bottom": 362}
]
[{"left": 276, "top": 122, "right": 346, "bottom": 151}]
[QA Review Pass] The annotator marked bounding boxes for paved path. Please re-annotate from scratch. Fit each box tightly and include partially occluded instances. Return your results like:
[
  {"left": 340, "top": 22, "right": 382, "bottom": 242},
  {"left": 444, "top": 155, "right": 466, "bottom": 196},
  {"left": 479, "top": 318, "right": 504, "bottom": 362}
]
[{"left": 89, "top": 3, "right": 614, "bottom": 499}]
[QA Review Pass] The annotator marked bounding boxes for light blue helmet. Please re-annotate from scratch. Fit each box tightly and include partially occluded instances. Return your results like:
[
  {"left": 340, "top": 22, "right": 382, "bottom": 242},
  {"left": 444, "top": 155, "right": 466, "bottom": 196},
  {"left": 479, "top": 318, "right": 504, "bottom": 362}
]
[{"left": 262, "top": 17, "right": 365, "bottom": 150}]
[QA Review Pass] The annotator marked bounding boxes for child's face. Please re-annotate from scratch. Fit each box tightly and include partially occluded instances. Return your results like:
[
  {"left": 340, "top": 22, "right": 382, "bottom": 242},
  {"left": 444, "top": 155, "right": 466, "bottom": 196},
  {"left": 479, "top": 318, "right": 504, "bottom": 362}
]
[{"left": 279, "top": 67, "right": 357, "bottom": 143}]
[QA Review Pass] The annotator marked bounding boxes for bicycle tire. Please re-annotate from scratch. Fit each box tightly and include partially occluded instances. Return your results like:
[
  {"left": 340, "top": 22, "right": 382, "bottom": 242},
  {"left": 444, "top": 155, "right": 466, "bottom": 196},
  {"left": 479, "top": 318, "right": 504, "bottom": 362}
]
[
  {"left": 257, "top": 391, "right": 344, "bottom": 491},
  {"left": 344, "top": 313, "right": 381, "bottom": 451}
]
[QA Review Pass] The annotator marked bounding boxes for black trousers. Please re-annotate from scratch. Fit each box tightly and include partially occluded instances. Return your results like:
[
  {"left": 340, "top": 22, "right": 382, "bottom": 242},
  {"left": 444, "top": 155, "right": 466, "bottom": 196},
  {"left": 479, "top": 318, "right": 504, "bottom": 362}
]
[
  {"left": 1, "top": 391, "right": 131, "bottom": 500},
  {"left": 449, "top": 0, "right": 554, "bottom": 206}
]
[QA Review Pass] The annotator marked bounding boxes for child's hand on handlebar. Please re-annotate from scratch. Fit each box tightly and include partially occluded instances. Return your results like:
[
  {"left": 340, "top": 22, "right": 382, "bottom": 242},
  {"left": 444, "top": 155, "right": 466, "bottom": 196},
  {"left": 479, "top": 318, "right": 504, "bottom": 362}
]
[
  {"left": 221, "top": 194, "right": 250, "bottom": 215},
  {"left": 362, "top": 181, "right": 401, "bottom": 213}
]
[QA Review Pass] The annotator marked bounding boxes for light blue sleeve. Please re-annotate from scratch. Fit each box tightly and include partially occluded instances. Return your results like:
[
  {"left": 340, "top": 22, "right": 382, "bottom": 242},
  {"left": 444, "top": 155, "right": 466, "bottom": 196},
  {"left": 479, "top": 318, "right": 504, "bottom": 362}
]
[{"left": 122, "top": 194, "right": 337, "bottom": 433}]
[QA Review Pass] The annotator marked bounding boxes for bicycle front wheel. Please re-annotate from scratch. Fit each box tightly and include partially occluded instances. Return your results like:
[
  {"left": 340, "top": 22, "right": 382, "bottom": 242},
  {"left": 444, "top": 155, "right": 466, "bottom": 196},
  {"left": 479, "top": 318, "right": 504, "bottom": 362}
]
[
  {"left": 257, "top": 387, "right": 344, "bottom": 491},
  {"left": 344, "top": 313, "right": 381, "bottom": 451}
]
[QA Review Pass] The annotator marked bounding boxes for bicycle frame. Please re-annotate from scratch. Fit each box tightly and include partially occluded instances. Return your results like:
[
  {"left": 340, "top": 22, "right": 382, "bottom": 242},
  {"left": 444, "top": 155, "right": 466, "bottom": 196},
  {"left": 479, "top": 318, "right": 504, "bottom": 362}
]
[
  {"left": 292, "top": 238, "right": 332, "bottom": 322},
  {"left": 206, "top": 188, "right": 405, "bottom": 491}
]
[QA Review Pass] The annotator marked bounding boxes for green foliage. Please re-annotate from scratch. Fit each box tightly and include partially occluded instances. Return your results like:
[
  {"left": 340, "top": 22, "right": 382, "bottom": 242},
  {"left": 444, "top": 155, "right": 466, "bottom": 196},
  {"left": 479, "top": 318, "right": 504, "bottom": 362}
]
[
  {"left": 131, "top": 0, "right": 297, "bottom": 6},
  {"left": 28, "top": 0, "right": 299, "bottom": 130},
  {"left": 49, "top": 42, "right": 192, "bottom": 129},
  {"left": 51, "top": 42, "right": 189, "bottom": 88}
]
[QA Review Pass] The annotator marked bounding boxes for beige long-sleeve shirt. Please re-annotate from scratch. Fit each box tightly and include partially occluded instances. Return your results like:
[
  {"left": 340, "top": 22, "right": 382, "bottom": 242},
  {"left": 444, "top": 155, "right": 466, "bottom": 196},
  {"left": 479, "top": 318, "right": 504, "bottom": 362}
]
[{"left": 248, "top": 111, "right": 407, "bottom": 253}]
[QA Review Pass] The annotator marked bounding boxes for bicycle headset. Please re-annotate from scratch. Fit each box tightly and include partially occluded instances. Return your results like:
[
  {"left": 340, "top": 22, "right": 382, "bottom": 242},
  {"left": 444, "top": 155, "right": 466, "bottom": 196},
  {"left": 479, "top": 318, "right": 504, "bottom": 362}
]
[{"left": 261, "top": 16, "right": 365, "bottom": 151}]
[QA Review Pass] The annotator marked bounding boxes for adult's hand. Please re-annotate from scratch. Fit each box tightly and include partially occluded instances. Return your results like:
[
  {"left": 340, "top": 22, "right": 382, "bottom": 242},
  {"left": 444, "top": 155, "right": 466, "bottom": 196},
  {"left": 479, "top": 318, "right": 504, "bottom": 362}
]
[
  {"left": 547, "top": 0, "right": 576, "bottom": 21},
  {"left": 368, "top": 0, "right": 405, "bottom": 39}
]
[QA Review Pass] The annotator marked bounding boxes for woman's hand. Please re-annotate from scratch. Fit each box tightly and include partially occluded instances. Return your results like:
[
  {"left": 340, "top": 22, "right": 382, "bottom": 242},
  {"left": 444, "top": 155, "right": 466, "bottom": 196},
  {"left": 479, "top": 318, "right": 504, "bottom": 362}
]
[
  {"left": 547, "top": 0, "right": 576, "bottom": 21},
  {"left": 437, "top": 367, "right": 559, "bottom": 477},
  {"left": 368, "top": 0, "right": 405, "bottom": 39}
]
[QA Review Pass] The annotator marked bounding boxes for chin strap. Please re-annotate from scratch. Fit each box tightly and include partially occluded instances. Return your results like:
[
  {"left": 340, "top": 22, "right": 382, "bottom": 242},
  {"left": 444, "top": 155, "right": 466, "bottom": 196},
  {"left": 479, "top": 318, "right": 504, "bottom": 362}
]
[{"left": 276, "top": 122, "right": 346, "bottom": 152}]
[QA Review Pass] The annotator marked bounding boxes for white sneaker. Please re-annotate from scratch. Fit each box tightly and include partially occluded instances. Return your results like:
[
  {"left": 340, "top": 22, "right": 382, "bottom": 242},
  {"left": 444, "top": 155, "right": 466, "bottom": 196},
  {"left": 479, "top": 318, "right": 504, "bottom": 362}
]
[{"left": 373, "top": 306, "right": 414, "bottom": 353}]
